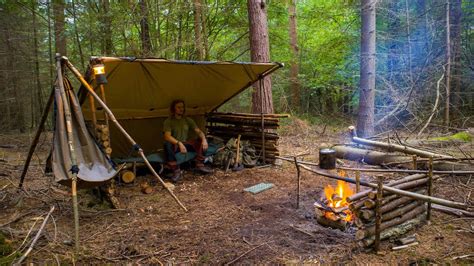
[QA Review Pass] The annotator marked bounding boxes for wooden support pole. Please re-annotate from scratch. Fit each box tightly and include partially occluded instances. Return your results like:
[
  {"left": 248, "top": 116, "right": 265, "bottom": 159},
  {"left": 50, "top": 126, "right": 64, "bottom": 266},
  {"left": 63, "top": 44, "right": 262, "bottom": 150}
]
[
  {"left": 99, "top": 84, "right": 109, "bottom": 129},
  {"left": 294, "top": 156, "right": 301, "bottom": 209},
  {"left": 88, "top": 94, "right": 98, "bottom": 136},
  {"left": 355, "top": 170, "right": 361, "bottom": 193},
  {"left": 55, "top": 54, "right": 80, "bottom": 251},
  {"left": 260, "top": 78, "right": 266, "bottom": 163},
  {"left": 412, "top": 155, "right": 417, "bottom": 170},
  {"left": 63, "top": 57, "right": 187, "bottom": 212},
  {"left": 427, "top": 157, "right": 433, "bottom": 221},
  {"left": 374, "top": 176, "right": 383, "bottom": 251},
  {"left": 18, "top": 87, "right": 54, "bottom": 188}
]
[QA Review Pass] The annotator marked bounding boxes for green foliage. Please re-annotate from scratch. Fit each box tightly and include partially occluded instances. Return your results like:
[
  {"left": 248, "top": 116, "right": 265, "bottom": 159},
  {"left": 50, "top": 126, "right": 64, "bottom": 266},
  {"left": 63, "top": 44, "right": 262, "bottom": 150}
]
[
  {"left": 431, "top": 131, "right": 472, "bottom": 142},
  {"left": 267, "top": 0, "right": 359, "bottom": 115}
]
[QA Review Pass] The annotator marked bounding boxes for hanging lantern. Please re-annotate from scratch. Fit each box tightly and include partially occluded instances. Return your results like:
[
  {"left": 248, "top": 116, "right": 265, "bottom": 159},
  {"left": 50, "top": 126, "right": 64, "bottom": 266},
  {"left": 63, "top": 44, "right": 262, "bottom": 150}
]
[{"left": 93, "top": 64, "right": 108, "bottom": 85}]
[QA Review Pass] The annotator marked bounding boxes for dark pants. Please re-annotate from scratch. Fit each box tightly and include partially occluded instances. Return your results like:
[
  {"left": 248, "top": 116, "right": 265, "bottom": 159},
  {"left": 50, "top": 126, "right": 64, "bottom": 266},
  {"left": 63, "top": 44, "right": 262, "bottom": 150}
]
[{"left": 164, "top": 138, "right": 205, "bottom": 171}]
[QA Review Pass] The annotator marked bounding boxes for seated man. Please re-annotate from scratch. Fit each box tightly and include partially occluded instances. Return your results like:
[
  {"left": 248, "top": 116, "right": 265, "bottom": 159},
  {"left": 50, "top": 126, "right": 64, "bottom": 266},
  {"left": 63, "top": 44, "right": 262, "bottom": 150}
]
[{"left": 163, "top": 99, "right": 212, "bottom": 182}]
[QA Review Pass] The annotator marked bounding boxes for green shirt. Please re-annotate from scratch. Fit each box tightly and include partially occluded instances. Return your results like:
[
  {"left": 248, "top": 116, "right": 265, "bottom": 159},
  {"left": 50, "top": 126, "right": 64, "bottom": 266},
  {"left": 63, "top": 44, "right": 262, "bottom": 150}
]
[{"left": 163, "top": 117, "right": 198, "bottom": 142}]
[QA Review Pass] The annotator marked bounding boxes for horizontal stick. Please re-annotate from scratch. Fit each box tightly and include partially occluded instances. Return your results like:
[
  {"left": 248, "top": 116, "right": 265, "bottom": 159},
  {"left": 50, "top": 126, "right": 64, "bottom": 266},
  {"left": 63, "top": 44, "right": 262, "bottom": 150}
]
[
  {"left": 276, "top": 156, "right": 468, "bottom": 210},
  {"left": 338, "top": 166, "right": 474, "bottom": 175},
  {"left": 208, "top": 112, "right": 290, "bottom": 118},
  {"left": 207, "top": 117, "right": 279, "bottom": 126},
  {"left": 368, "top": 178, "right": 428, "bottom": 199},
  {"left": 346, "top": 174, "right": 425, "bottom": 203},
  {"left": 432, "top": 204, "right": 474, "bottom": 217},
  {"left": 208, "top": 130, "right": 279, "bottom": 140}
]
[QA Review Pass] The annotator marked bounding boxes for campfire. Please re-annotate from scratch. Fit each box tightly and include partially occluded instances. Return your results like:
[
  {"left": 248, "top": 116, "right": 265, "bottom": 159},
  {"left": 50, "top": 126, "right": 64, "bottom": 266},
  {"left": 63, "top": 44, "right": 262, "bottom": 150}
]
[{"left": 314, "top": 180, "right": 354, "bottom": 230}]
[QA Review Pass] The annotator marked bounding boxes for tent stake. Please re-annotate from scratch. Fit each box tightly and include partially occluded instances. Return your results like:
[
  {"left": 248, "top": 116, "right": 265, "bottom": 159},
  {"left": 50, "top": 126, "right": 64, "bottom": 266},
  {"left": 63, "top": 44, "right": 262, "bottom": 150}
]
[
  {"left": 63, "top": 57, "right": 188, "bottom": 212},
  {"left": 18, "top": 87, "right": 55, "bottom": 188},
  {"left": 294, "top": 156, "right": 301, "bottom": 209},
  {"left": 56, "top": 54, "right": 80, "bottom": 252}
]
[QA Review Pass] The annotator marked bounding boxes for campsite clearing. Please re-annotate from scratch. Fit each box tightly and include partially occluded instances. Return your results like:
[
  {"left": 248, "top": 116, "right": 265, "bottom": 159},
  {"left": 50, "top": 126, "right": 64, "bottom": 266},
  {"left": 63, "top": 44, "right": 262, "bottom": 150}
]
[{"left": 0, "top": 124, "right": 473, "bottom": 264}]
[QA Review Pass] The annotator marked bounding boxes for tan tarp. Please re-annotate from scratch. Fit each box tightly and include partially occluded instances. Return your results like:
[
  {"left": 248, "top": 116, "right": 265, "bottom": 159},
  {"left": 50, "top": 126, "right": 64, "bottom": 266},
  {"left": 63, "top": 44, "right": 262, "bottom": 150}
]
[
  {"left": 79, "top": 57, "right": 282, "bottom": 157},
  {"left": 53, "top": 79, "right": 117, "bottom": 187}
]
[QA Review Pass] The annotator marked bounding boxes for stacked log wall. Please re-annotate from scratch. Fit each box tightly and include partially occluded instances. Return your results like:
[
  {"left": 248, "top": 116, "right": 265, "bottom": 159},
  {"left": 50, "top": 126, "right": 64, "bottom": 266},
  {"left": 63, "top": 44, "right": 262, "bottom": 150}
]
[
  {"left": 348, "top": 174, "right": 429, "bottom": 248},
  {"left": 206, "top": 112, "right": 288, "bottom": 163}
]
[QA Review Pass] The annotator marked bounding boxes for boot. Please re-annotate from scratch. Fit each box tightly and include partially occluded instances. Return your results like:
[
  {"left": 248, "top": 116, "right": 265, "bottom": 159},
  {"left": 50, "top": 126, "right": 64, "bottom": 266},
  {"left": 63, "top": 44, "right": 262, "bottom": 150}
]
[
  {"left": 170, "top": 169, "right": 181, "bottom": 183},
  {"left": 196, "top": 165, "right": 212, "bottom": 175}
]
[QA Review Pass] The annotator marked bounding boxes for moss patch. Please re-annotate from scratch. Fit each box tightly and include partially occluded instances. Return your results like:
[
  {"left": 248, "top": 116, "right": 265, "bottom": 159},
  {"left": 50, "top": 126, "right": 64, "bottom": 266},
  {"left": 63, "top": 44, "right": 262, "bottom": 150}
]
[
  {"left": 431, "top": 131, "right": 472, "bottom": 142},
  {"left": 0, "top": 233, "right": 13, "bottom": 256},
  {"left": 0, "top": 232, "right": 19, "bottom": 264}
]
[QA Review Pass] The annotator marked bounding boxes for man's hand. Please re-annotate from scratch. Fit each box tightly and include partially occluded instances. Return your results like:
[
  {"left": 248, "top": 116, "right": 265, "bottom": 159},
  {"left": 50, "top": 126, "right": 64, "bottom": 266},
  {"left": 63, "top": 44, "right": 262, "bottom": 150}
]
[
  {"left": 178, "top": 142, "right": 187, "bottom": 153},
  {"left": 202, "top": 139, "right": 208, "bottom": 151}
]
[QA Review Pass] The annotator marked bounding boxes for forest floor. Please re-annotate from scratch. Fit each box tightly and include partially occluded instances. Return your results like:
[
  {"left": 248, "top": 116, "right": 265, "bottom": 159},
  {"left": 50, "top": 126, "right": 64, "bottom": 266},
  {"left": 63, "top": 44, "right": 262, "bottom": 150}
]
[{"left": 0, "top": 118, "right": 473, "bottom": 264}]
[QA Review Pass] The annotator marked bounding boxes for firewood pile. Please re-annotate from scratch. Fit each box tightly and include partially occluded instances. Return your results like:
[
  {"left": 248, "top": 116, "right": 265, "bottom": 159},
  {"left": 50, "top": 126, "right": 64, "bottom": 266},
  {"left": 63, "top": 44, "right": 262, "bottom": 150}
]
[
  {"left": 348, "top": 173, "right": 429, "bottom": 248},
  {"left": 95, "top": 124, "right": 112, "bottom": 156},
  {"left": 206, "top": 112, "right": 289, "bottom": 163}
]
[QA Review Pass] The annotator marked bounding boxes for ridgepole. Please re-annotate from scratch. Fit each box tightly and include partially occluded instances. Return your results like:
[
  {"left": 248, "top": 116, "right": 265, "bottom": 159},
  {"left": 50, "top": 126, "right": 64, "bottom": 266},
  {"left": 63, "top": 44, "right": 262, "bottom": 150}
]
[{"left": 63, "top": 57, "right": 188, "bottom": 212}]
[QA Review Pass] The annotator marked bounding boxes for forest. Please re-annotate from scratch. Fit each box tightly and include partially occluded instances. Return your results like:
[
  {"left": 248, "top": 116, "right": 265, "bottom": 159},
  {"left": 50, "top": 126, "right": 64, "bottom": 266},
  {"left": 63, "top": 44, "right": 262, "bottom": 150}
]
[
  {"left": 0, "top": 0, "right": 471, "bottom": 133},
  {"left": 0, "top": 0, "right": 473, "bottom": 264}
]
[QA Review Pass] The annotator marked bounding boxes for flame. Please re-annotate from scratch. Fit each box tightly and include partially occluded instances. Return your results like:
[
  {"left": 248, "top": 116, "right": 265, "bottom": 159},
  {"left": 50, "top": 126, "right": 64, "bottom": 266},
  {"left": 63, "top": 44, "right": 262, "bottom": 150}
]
[{"left": 323, "top": 180, "right": 354, "bottom": 221}]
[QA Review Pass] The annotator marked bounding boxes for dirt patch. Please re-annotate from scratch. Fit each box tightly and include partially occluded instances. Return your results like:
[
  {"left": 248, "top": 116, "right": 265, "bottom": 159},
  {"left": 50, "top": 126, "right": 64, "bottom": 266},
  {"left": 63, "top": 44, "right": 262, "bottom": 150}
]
[{"left": 0, "top": 129, "right": 473, "bottom": 264}]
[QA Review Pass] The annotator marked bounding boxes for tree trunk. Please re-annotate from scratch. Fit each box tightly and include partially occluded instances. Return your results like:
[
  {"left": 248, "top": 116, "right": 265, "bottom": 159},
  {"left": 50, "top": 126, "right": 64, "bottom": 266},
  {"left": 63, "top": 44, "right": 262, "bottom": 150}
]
[
  {"left": 53, "top": 0, "right": 67, "bottom": 56},
  {"left": 71, "top": 0, "right": 85, "bottom": 70},
  {"left": 404, "top": 0, "right": 413, "bottom": 85},
  {"left": 444, "top": 0, "right": 451, "bottom": 126},
  {"left": 201, "top": 0, "right": 210, "bottom": 60},
  {"left": 357, "top": 0, "right": 376, "bottom": 137},
  {"left": 193, "top": 0, "right": 204, "bottom": 60},
  {"left": 451, "top": 0, "right": 462, "bottom": 116},
  {"left": 248, "top": 0, "right": 273, "bottom": 114},
  {"left": 32, "top": 1, "right": 44, "bottom": 128},
  {"left": 140, "top": 0, "right": 152, "bottom": 56},
  {"left": 102, "top": 0, "right": 113, "bottom": 55},
  {"left": 288, "top": 0, "right": 300, "bottom": 112}
]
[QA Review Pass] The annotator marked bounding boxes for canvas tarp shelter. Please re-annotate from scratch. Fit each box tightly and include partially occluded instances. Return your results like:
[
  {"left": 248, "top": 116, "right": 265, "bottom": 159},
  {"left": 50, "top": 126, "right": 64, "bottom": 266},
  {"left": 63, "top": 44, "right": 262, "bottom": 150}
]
[{"left": 78, "top": 57, "right": 282, "bottom": 157}]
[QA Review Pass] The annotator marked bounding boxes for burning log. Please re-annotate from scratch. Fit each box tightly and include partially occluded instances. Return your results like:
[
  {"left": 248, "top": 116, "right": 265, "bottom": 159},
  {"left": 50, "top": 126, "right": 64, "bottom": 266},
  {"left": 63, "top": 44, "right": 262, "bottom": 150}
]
[
  {"left": 315, "top": 214, "right": 348, "bottom": 231},
  {"left": 314, "top": 201, "right": 349, "bottom": 231}
]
